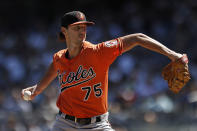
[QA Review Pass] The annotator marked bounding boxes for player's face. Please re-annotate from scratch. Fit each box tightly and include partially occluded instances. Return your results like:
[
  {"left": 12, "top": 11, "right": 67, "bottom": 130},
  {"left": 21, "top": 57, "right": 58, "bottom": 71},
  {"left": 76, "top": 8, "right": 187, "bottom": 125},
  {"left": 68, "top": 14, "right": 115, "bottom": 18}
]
[{"left": 67, "top": 24, "right": 87, "bottom": 43}]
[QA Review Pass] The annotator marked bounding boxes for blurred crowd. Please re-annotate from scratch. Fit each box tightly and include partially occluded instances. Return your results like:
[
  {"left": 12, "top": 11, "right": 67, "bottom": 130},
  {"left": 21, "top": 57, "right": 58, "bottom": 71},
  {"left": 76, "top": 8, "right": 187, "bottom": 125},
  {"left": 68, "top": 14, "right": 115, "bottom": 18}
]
[{"left": 0, "top": 0, "right": 197, "bottom": 130}]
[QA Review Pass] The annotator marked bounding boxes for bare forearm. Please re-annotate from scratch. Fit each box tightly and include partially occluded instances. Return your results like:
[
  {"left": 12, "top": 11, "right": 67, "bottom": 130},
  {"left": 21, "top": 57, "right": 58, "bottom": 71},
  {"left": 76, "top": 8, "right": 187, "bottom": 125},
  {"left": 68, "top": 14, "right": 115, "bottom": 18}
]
[
  {"left": 21, "top": 63, "right": 57, "bottom": 100},
  {"left": 34, "top": 63, "right": 57, "bottom": 95},
  {"left": 136, "top": 34, "right": 179, "bottom": 60},
  {"left": 121, "top": 33, "right": 182, "bottom": 61}
]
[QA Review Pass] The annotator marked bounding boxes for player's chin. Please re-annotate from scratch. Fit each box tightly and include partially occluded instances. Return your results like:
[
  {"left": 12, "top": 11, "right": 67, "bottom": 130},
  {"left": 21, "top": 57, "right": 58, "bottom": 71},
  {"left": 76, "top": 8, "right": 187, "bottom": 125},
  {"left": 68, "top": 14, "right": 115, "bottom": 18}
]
[
  {"left": 79, "top": 34, "right": 86, "bottom": 40},
  {"left": 78, "top": 37, "right": 85, "bottom": 42}
]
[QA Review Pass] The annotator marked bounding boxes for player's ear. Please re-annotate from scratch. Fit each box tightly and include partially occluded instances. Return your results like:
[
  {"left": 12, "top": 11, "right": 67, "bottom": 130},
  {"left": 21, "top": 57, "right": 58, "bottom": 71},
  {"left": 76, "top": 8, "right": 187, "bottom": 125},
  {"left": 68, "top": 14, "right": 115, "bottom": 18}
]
[
  {"left": 58, "top": 32, "right": 66, "bottom": 42},
  {"left": 61, "top": 27, "right": 67, "bottom": 34}
]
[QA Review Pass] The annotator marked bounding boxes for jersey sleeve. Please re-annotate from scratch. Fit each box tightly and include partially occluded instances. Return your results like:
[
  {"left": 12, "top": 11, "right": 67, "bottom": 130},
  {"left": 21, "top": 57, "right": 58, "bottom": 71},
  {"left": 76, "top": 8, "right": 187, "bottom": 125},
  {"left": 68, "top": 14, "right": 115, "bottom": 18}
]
[
  {"left": 96, "top": 38, "right": 123, "bottom": 65},
  {"left": 52, "top": 50, "right": 65, "bottom": 71}
]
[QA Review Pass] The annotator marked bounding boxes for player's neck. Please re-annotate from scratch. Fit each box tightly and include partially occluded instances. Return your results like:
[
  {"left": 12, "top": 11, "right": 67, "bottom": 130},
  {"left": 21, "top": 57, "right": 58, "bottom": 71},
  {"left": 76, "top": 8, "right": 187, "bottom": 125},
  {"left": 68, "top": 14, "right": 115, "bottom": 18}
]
[{"left": 66, "top": 42, "right": 83, "bottom": 59}]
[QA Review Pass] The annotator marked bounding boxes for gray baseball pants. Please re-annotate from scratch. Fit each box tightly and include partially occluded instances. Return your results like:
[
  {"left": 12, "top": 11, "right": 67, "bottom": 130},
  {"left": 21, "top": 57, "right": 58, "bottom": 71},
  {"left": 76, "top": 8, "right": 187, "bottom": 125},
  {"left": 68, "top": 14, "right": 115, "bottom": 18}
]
[{"left": 51, "top": 112, "right": 115, "bottom": 131}]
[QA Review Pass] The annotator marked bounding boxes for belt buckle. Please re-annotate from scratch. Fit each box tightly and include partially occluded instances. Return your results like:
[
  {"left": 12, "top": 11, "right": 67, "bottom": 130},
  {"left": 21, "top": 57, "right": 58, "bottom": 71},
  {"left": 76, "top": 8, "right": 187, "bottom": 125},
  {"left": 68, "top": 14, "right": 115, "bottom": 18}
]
[{"left": 74, "top": 117, "right": 77, "bottom": 123}]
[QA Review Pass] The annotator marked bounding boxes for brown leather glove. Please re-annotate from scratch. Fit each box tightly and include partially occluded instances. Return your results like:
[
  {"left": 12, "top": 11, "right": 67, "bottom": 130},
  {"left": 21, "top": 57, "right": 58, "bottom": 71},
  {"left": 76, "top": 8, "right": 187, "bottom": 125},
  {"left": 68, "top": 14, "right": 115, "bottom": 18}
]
[{"left": 162, "top": 54, "right": 191, "bottom": 93}]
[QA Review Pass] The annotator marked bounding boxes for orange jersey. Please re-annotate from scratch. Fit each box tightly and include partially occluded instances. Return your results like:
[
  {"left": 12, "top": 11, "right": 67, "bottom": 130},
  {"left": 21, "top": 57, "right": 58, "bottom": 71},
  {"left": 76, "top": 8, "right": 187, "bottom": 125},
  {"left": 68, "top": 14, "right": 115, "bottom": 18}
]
[{"left": 53, "top": 38, "right": 123, "bottom": 118}]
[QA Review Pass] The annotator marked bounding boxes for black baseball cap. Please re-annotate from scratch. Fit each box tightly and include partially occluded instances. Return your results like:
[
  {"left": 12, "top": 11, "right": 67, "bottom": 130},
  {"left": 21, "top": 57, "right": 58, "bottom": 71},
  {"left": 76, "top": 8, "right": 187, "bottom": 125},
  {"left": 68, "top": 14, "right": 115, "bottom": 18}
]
[{"left": 61, "top": 11, "right": 95, "bottom": 27}]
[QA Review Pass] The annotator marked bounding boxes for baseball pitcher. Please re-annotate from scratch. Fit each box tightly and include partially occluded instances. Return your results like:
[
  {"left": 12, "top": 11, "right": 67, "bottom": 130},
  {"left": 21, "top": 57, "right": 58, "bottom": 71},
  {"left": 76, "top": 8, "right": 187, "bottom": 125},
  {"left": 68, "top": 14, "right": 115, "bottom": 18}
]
[{"left": 21, "top": 11, "right": 190, "bottom": 131}]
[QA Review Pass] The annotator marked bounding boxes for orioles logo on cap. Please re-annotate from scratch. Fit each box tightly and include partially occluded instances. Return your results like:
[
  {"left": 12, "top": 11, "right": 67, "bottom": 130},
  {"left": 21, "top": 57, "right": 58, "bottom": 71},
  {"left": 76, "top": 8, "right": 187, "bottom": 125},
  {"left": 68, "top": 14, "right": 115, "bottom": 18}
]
[{"left": 77, "top": 12, "right": 85, "bottom": 21}]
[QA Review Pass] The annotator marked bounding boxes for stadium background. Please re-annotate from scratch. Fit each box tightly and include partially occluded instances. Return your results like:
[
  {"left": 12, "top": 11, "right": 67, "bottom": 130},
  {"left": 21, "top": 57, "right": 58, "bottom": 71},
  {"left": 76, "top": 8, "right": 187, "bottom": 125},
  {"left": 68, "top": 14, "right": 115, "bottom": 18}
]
[{"left": 0, "top": 0, "right": 197, "bottom": 130}]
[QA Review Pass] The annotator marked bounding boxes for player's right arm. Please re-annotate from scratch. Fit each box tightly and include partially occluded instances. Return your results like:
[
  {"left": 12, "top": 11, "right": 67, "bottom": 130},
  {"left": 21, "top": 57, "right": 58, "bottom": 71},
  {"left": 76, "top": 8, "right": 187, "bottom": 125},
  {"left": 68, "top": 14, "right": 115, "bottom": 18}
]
[{"left": 21, "top": 62, "right": 57, "bottom": 100}]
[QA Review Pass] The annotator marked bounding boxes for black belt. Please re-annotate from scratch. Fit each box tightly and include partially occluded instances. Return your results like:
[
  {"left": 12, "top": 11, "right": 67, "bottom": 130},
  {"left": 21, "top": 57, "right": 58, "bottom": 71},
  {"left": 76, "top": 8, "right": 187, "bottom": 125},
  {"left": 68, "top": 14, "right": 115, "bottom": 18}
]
[{"left": 59, "top": 111, "right": 101, "bottom": 125}]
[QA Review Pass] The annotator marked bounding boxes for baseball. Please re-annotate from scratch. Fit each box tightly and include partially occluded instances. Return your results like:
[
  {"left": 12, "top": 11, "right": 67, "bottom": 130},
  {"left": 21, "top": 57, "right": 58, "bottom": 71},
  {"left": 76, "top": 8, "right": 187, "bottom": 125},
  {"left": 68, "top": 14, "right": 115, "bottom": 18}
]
[{"left": 23, "top": 90, "right": 32, "bottom": 101}]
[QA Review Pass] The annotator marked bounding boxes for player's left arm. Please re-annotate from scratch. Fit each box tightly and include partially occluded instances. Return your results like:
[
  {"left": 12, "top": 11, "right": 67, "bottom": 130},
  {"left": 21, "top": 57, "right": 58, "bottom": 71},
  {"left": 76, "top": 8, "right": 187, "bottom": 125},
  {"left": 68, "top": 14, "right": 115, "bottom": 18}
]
[{"left": 120, "top": 33, "right": 182, "bottom": 60}]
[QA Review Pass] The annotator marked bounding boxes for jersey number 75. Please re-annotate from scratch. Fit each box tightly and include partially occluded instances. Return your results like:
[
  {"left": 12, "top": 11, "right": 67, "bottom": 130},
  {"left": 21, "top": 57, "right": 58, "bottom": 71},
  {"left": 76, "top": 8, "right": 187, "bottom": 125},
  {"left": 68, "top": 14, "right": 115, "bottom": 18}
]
[{"left": 81, "top": 83, "right": 102, "bottom": 101}]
